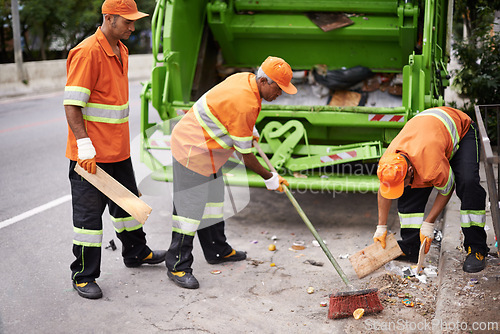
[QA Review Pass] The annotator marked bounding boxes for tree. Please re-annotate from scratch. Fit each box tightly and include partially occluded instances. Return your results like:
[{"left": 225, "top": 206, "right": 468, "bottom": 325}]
[{"left": 452, "top": 0, "right": 500, "bottom": 108}]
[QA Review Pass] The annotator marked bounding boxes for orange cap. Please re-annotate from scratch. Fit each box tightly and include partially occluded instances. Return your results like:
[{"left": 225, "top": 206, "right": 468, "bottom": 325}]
[
  {"left": 261, "top": 56, "right": 297, "bottom": 95},
  {"left": 102, "top": 0, "right": 148, "bottom": 21},
  {"left": 377, "top": 153, "right": 407, "bottom": 199}
]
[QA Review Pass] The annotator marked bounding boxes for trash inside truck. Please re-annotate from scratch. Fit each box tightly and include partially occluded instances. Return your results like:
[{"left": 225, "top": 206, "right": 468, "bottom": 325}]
[{"left": 139, "top": 0, "right": 452, "bottom": 192}]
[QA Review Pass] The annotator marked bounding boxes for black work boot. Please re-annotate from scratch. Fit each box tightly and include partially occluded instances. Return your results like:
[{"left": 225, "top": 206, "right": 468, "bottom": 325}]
[
  {"left": 463, "top": 247, "right": 486, "bottom": 273},
  {"left": 206, "top": 249, "right": 247, "bottom": 264},
  {"left": 124, "top": 250, "right": 167, "bottom": 268},
  {"left": 72, "top": 281, "right": 103, "bottom": 299},
  {"left": 167, "top": 271, "right": 200, "bottom": 289}
]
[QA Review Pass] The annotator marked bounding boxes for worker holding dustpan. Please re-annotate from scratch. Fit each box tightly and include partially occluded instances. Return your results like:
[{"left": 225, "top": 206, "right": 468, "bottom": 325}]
[
  {"left": 373, "top": 106, "right": 489, "bottom": 273},
  {"left": 165, "top": 56, "right": 295, "bottom": 289}
]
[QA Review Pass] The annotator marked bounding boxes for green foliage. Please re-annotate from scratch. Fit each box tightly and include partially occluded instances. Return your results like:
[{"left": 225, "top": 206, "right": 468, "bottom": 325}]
[
  {"left": 1, "top": 0, "right": 156, "bottom": 62},
  {"left": 452, "top": 1, "right": 500, "bottom": 113}
]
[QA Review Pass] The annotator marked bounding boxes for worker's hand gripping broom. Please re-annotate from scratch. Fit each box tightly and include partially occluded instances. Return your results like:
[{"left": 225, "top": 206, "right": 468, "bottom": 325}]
[{"left": 253, "top": 140, "right": 383, "bottom": 319}]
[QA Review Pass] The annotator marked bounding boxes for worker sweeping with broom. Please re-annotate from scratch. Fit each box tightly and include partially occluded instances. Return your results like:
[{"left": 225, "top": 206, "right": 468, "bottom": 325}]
[
  {"left": 374, "top": 106, "right": 489, "bottom": 273},
  {"left": 165, "top": 56, "right": 294, "bottom": 289}
]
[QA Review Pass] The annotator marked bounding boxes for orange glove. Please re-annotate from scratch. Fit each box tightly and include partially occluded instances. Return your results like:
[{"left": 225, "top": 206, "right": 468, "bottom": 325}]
[
  {"left": 76, "top": 138, "right": 97, "bottom": 174},
  {"left": 373, "top": 225, "right": 388, "bottom": 249},
  {"left": 264, "top": 172, "right": 289, "bottom": 192},
  {"left": 419, "top": 221, "right": 434, "bottom": 254}
]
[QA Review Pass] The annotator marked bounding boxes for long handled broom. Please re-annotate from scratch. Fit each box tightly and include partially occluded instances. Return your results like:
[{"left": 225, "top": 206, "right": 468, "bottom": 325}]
[{"left": 253, "top": 140, "right": 383, "bottom": 319}]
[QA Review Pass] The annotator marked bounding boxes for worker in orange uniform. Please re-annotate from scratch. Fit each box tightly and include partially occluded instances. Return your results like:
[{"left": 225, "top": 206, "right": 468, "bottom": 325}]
[
  {"left": 63, "top": 0, "right": 166, "bottom": 299},
  {"left": 373, "top": 106, "right": 488, "bottom": 273},
  {"left": 166, "top": 56, "right": 296, "bottom": 289}
]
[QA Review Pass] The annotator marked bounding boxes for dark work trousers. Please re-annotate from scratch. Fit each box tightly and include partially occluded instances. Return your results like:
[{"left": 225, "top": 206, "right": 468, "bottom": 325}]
[
  {"left": 397, "top": 123, "right": 488, "bottom": 256},
  {"left": 165, "top": 158, "right": 232, "bottom": 273},
  {"left": 69, "top": 158, "right": 151, "bottom": 283}
]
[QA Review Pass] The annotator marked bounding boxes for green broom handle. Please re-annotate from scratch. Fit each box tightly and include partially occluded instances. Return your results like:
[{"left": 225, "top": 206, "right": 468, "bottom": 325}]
[{"left": 253, "top": 141, "right": 353, "bottom": 289}]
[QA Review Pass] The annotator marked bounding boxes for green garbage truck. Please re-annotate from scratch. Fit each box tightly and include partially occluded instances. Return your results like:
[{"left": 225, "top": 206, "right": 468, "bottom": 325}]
[{"left": 139, "top": 0, "right": 452, "bottom": 192}]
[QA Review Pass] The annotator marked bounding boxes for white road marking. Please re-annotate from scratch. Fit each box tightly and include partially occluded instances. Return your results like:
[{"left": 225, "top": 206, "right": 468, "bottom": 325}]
[{"left": 0, "top": 195, "right": 72, "bottom": 230}]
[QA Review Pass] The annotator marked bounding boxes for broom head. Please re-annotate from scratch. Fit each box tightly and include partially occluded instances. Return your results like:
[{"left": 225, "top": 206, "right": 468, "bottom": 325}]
[{"left": 328, "top": 288, "right": 383, "bottom": 319}]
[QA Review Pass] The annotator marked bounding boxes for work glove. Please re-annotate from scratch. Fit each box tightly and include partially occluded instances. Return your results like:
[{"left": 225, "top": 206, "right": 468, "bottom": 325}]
[
  {"left": 252, "top": 125, "right": 260, "bottom": 143},
  {"left": 264, "top": 172, "right": 289, "bottom": 192},
  {"left": 419, "top": 221, "right": 434, "bottom": 254},
  {"left": 76, "top": 137, "right": 97, "bottom": 174},
  {"left": 373, "top": 225, "right": 388, "bottom": 249}
]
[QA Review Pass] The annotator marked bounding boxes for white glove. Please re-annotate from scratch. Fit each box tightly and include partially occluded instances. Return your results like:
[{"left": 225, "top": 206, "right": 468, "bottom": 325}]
[
  {"left": 419, "top": 221, "right": 434, "bottom": 254},
  {"left": 264, "top": 172, "right": 279, "bottom": 190},
  {"left": 76, "top": 137, "right": 97, "bottom": 174},
  {"left": 76, "top": 137, "right": 96, "bottom": 160},
  {"left": 264, "top": 172, "right": 289, "bottom": 192},
  {"left": 373, "top": 225, "right": 388, "bottom": 249}
]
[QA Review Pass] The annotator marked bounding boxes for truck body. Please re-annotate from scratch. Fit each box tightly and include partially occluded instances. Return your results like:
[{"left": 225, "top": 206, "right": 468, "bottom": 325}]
[{"left": 139, "top": 0, "right": 452, "bottom": 191}]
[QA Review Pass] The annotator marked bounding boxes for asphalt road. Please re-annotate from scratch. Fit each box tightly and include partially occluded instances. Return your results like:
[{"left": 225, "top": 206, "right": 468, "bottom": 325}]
[{"left": 0, "top": 82, "right": 401, "bottom": 333}]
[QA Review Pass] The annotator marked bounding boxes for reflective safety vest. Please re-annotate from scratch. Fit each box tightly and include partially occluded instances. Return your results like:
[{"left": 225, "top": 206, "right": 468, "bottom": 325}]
[
  {"left": 63, "top": 27, "right": 130, "bottom": 163},
  {"left": 171, "top": 72, "right": 261, "bottom": 176},
  {"left": 385, "top": 106, "right": 472, "bottom": 195}
]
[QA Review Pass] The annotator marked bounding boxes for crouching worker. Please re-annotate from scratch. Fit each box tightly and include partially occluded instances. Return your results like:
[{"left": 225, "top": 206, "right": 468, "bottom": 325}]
[
  {"left": 166, "top": 56, "right": 296, "bottom": 289},
  {"left": 373, "top": 106, "right": 489, "bottom": 273}
]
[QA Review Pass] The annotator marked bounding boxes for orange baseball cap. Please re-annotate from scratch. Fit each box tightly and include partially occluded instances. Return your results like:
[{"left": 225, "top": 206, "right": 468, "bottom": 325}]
[
  {"left": 377, "top": 153, "right": 408, "bottom": 199},
  {"left": 102, "top": 0, "right": 149, "bottom": 21},
  {"left": 261, "top": 56, "right": 297, "bottom": 95}
]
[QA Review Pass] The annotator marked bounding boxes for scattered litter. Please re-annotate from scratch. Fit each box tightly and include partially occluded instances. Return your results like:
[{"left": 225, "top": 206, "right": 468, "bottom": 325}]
[
  {"left": 434, "top": 230, "right": 443, "bottom": 242},
  {"left": 320, "top": 301, "right": 328, "bottom": 307},
  {"left": 292, "top": 241, "right": 306, "bottom": 250},
  {"left": 402, "top": 298, "right": 414, "bottom": 307},
  {"left": 251, "top": 240, "right": 259, "bottom": 244},
  {"left": 320, "top": 175, "right": 329, "bottom": 179},
  {"left": 293, "top": 172, "right": 308, "bottom": 179},
  {"left": 105, "top": 239, "right": 117, "bottom": 251},
  {"left": 339, "top": 254, "right": 349, "bottom": 259},
  {"left": 271, "top": 235, "right": 278, "bottom": 241},
  {"left": 303, "top": 259, "right": 324, "bottom": 267},
  {"left": 307, "top": 287, "right": 315, "bottom": 294},
  {"left": 249, "top": 259, "right": 264, "bottom": 266},
  {"left": 468, "top": 278, "right": 479, "bottom": 286},
  {"left": 312, "top": 240, "right": 327, "bottom": 247},
  {"left": 353, "top": 308, "right": 365, "bottom": 319},
  {"left": 270, "top": 263, "right": 276, "bottom": 267},
  {"left": 397, "top": 293, "right": 406, "bottom": 298},
  {"left": 402, "top": 267, "right": 414, "bottom": 277},
  {"left": 268, "top": 244, "right": 276, "bottom": 251},
  {"left": 211, "top": 270, "right": 221, "bottom": 275},
  {"left": 423, "top": 267, "right": 438, "bottom": 277},
  {"left": 295, "top": 254, "right": 305, "bottom": 258},
  {"left": 415, "top": 274, "right": 427, "bottom": 284}
]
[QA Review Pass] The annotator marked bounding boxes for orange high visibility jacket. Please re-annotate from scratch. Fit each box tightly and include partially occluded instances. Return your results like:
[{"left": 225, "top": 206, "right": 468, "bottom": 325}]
[
  {"left": 385, "top": 106, "right": 472, "bottom": 195},
  {"left": 63, "top": 27, "right": 130, "bottom": 163},
  {"left": 171, "top": 72, "right": 262, "bottom": 176}
]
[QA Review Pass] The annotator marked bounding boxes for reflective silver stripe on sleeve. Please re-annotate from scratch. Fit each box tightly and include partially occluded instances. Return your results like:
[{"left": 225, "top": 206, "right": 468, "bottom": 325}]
[
  {"left": 435, "top": 167, "right": 455, "bottom": 196},
  {"left": 64, "top": 86, "right": 91, "bottom": 106}
]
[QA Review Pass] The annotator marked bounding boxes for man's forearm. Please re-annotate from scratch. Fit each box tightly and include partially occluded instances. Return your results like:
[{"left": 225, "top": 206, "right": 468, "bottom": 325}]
[
  {"left": 425, "top": 187, "right": 454, "bottom": 223},
  {"left": 65, "top": 105, "right": 88, "bottom": 139},
  {"left": 241, "top": 153, "right": 273, "bottom": 180},
  {"left": 377, "top": 190, "right": 393, "bottom": 225}
]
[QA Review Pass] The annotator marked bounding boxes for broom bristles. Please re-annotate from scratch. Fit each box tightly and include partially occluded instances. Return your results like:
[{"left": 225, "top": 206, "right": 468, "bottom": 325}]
[{"left": 328, "top": 288, "right": 384, "bottom": 319}]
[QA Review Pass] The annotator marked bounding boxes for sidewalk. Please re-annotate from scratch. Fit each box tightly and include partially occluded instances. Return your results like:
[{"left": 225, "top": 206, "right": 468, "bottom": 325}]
[{"left": 433, "top": 165, "right": 499, "bottom": 333}]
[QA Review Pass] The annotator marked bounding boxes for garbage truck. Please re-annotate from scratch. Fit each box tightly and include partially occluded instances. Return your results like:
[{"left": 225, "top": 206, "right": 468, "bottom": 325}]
[{"left": 139, "top": 0, "right": 452, "bottom": 192}]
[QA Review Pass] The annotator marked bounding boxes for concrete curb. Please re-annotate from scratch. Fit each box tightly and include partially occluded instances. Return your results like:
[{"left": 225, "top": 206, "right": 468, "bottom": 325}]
[{"left": 433, "top": 192, "right": 464, "bottom": 333}]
